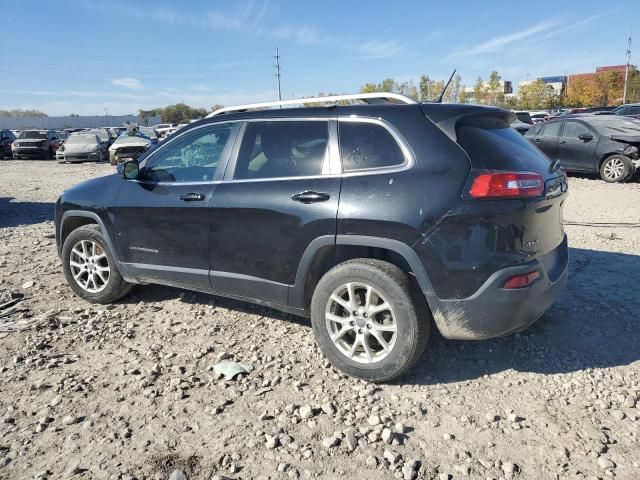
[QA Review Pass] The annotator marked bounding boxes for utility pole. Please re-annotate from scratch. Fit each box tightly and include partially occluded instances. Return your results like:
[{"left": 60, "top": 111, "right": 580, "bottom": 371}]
[
  {"left": 623, "top": 31, "right": 632, "bottom": 104},
  {"left": 274, "top": 47, "right": 282, "bottom": 102},
  {"left": 104, "top": 107, "right": 108, "bottom": 127}
]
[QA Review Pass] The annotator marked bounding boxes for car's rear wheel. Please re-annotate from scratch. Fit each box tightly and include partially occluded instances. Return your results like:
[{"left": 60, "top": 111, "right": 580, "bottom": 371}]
[
  {"left": 310, "top": 259, "right": 429, "bottom": 382},
  {"left": 600, "top": 155, "right": 632, "bottom": 183},
  {"left": 61, "top": 225, "right": 132, "bottom": 304}
]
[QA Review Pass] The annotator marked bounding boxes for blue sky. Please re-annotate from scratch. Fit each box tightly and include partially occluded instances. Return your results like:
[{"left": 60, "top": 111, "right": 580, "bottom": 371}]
[{"left": 1, "top": 0, "right": 637, "bottom": 115}]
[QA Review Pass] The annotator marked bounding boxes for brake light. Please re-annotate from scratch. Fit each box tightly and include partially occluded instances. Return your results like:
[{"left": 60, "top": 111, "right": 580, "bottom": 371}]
[
  {"left": 469, "top": 172, "right": 544, "bottom": 199},
  {"left": 503, "top": 271, "right": 540, "bottom": 289}
]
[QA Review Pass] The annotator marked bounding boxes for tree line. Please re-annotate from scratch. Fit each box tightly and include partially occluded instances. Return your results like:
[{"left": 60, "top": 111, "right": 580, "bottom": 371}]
[{"left": 0, "top": 109, "right": 48, "bottom": 118}]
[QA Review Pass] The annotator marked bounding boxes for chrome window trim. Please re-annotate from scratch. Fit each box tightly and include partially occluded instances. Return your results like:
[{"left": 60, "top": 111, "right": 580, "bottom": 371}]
[{"left": 131, "top": 115, "right": 415, "bottom": 186}]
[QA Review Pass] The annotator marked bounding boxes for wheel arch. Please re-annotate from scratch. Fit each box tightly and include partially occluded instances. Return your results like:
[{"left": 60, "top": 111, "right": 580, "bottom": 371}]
[
  {"left": 60, "top": 211, "right": 119, "bottom": 262},
  {"left": 290, "top": 235, "right": 436, "bottom": 312}
]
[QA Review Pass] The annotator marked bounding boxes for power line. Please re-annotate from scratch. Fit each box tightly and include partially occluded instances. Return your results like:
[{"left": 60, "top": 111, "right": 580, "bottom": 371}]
[
  {"left": 623, "top": 29, "right": 632, "bottom": 104},
  {"left": 274, "top": 47, "right": 282, "bottom": 102}
]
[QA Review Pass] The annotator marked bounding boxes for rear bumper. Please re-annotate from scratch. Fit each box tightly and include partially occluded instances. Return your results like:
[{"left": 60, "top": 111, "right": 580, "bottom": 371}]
[{"left": 427, "top": 235, "right": 568, "bottom": 340}]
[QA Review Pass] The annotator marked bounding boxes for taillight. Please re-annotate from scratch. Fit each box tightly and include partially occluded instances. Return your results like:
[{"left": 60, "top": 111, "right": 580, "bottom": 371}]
[
  {"left": 503, "top": 270, "right": 540, "bottom": 289},
  {"left": 469, "top": 172, "right": 544, "bottom": 199}
]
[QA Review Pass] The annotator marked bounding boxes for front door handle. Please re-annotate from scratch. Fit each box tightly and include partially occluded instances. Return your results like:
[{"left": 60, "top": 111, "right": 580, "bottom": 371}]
[
  {"left": 534, "top": 138, "right": 541, "bottom": 143},
  {"left": 559, "top": 141, "right": 567, "bottom": 145},
  {"left": 178, "top": 193, "right": 205, "bottom": 202},
  {"left": 291, "top": 191, "right": 330, "bottom": 204}
]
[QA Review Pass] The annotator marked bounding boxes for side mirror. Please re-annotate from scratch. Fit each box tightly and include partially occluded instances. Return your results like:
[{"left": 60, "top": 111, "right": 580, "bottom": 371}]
[
  {"left": 578, "top": 133, "right": 593, "bottom": 141},
  {"left": 119, "top": 160, "right": 139, "bottom": 180}
]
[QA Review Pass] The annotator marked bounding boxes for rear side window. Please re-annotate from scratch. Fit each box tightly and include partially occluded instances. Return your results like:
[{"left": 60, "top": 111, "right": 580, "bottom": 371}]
[
  {"left": 540, "top": 122, "right": 561, "bottom": 137},
  {"left": 457, "top": 116, "right": 552, "bottom": 172},
  {"left": 563, "top": 122, "right": 591, "bottom": 139},
  {"left": 339, "top": 122, "right": 405, "bottom": 171},
  {"left": 234, "top": 121, "right": 329, "bottom": 180}
]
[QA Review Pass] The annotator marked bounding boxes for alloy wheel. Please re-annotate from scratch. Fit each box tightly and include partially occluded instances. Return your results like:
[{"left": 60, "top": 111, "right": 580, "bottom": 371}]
[
  {"left": 325, "top": 282, "right": 397, "bottom": 364},
  {"left": 69, "top": 240, "right": 110, "bottom": 293},
  {"left": 603, "top": 157, "right": 625, "bottom": 180}
]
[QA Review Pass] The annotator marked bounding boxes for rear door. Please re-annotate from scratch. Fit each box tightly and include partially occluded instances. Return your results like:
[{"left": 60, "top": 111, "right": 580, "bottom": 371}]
[
  {"left": 557, "top": 120, "right": 597, "bottom": 171},
  {"left": 530, "top": 121, "right": 561, "bottom": 160},
  {"left": 209, "top": 118, "right": 340, "bottom": 307}
]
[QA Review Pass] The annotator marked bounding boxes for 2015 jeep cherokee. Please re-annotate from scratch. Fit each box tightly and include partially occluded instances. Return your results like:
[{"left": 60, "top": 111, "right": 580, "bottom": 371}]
[{"left": 54, "top": 93, "right": 569, "bottom": 382}]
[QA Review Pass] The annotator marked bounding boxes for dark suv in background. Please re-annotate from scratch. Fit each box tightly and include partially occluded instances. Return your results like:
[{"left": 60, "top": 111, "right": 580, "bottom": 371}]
[
  {"left": 12, "top": 129, "right": 61, "bottom": 159},
  {"left": 0, "top": 129, "right": 17, "bottom": 158},
  {"left": 54, "top": 93, "right": 569, "bottom": 382}
]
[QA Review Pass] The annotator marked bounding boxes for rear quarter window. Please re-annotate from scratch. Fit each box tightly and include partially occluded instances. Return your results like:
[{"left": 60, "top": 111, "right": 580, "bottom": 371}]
[
  {"left": 339, "top": 121, "right": 406, "bottom": 171},
  {"left": 457, "top": 116, "right": 553, "bottom": 173}
]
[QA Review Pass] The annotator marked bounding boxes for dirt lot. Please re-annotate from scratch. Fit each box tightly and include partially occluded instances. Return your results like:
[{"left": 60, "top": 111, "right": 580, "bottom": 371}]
[{"left": 0, "top": 160, "right": 639, "bottom": 480}]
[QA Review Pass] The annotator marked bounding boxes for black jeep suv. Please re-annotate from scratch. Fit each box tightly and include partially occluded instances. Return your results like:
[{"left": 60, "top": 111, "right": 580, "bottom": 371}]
[{"left": 55, "top": 95, "right": 569, "bottom": 382}]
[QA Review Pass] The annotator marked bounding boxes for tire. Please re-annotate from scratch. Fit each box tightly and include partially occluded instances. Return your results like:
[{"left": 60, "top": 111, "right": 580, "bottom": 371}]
[
  {"left": 600, "top": 155, "right": 632, "bottom": 183},
  {"left": 310, "top": 259, "right": 430, "bottom": 382},
  {"left": 61, "top": 224, "right": 132, "bottom": 304}
]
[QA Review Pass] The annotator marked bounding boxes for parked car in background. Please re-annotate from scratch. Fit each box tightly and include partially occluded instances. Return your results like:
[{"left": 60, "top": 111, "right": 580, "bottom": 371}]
[
  {"left": 514, "top": 111, "right": 534, "bottom": 124},
  {"left": 12, "top": 130, "right": 61, "bottom": 159},
  {"left": 525, "top": 116, "right": 640, "bottom": 182},
  {"left": 108, "top": 126, "right": 156, "bottom": 165},
  {"left": 530, "top": 113, "right": 548, "bottom": 124},
  {"left": 612, "top": 103, "right": 640, "bottom": 119},
  {"left": 153, "top": 123, "right": 177, "bottom": 137},
  {"left": 57, "top": 133, "right": 108, "bottom": 163},
  {"left": 583, "top": 106, "right": 616, "bottom": 114},
  {"left": 55, "top": 93, "right": 569, "bottom": 381},
  {"left": 86, "top": 128, "right": 115, "bottom": 146},
  {"left": 1, "top": 129, "right": 17, "bottom": 158},
  {"left": 511, "top": 120, "right": 531, "bottom": 134}
]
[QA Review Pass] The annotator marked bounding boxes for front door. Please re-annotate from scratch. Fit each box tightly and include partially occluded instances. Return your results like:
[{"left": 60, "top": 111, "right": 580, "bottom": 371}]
[
  {"left": 209, "top": 119, "right": 340, "bottom": 307},
  {"left": 557, "top": 121, "right": 597, "bottom": 171},
  {"left": 113, "top": 122, "right": 239, "bottom": 291}
]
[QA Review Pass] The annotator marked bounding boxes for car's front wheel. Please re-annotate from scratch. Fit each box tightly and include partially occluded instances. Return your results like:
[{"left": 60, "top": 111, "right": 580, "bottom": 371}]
[
  {"left": 600, "top": 155, "right": 633, "bottom": 183},
  {"left": 61, "top": 225, "right": 132, "bottom": 304},
  {"left": 310, "top": 259, "right": 430, "bottom": 382}
]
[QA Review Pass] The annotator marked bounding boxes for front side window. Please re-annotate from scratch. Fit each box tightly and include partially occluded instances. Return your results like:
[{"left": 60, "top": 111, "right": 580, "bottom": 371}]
[
  {"left": 563, "top": 122, "right": 591, "bottom": 139},
  {"left": 142, "top": 124, "right": 235, "bottom": 183},
  {"left": 339, "top": 121, "right": 405, "bottom": 171},
  {"left": 233, "top": 121, "right": 329, "bottom": 180}
]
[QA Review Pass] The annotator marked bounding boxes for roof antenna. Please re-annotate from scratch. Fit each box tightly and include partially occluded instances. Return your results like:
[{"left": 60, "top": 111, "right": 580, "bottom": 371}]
[{"left": 434, "top": 69, "right": 456, "bottom": 103}]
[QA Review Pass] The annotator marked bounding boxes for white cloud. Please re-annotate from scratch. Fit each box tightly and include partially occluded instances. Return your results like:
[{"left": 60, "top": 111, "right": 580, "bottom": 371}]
[
  {"left": 271, "top": 24, "right": 404, "bottom": 59},
  {"left": 450, "top": 12, "right": 609, "bottom": 58},
  {"left": 110, "top": 78, "right": 144, "bottom": 90}
]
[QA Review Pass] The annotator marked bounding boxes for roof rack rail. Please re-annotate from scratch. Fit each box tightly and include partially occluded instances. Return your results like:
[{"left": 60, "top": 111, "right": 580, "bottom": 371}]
[{"left": 206, "top": 92, "right": 418, "bottom": 117}]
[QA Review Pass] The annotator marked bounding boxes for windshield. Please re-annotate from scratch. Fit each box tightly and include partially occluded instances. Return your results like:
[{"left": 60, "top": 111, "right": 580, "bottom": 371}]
[
  {"left": 87, "top": 130, "right": 108, "bottom": 140},
  {"left": 590, "top": 118, "right": 640, "bottom": 135},
  {"left": 19, "top": 131, "right": 47, "bottom": 139},
  {"left": 66, "top": 135, "right": 97, "bottom": 144}
]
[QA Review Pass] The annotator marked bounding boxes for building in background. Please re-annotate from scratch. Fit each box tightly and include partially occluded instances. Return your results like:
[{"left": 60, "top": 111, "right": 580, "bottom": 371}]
[
  {"left": 518, "top": 76, "right": 567, "bottom": 96},
  {"left": 567, "top": 65, "right": 630, "bottom": 106}
]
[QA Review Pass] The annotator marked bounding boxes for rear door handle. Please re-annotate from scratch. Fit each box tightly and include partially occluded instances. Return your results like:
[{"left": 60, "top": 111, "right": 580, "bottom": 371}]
[
  {"left": 291, "top": 191, "right": 330, "bottom": 204},
  {"left": 559, "top": 141, "right": 567, "bottom": 145},
  {"left": 178, "top": 193, "right": 205, "bottom": 202},
  {"left": 534, "top": 138, "right": 541, "bottom": 143}
]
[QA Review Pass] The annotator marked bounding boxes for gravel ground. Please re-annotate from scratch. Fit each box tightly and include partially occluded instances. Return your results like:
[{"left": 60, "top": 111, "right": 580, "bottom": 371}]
[{"left": 0, "top": 160, "right": 639, "bottom": 480}]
